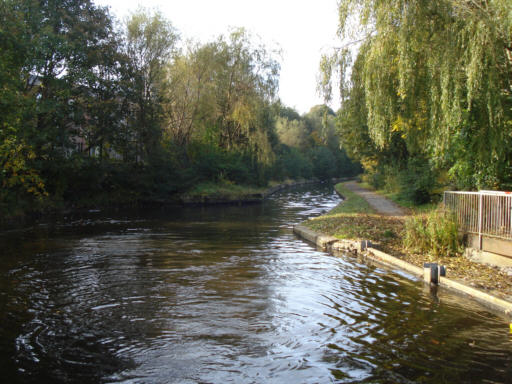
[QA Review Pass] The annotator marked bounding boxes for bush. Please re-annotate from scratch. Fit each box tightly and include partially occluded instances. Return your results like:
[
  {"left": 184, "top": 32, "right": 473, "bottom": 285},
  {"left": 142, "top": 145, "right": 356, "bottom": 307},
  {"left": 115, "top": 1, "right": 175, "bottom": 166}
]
[
  {"left": 403, "top": 207, "right": 461, "bottom": 257},
  {"left": 188, "top": 143, "right": 253, "bottom": 185},
  {"left": 362, "top": 158, "right": 438, "bottom": 205},
  {"left": 272, "top": 145, "right": 313, "bottom": 181},
  {"left": 398, "top": 158, "right": 437, "bottom": 204},
  {"left": 282, "top": 147, "right": 313, "bottom": 179},
  {"left": 309, "top": 146, "right": 337, "bottom": 180}
]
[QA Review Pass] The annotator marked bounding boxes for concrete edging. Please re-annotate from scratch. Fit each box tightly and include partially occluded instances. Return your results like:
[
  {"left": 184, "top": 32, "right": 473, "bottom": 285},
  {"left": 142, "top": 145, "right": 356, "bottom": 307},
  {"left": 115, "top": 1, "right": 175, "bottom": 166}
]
[{"left": 293, "top": 224, "right": 512, "bottom": 320}]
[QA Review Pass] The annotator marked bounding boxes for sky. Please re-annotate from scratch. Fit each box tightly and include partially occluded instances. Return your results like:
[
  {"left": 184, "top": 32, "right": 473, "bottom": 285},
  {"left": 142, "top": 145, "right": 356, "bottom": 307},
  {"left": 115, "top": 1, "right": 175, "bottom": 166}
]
[{"left": 95, "top": 0, "right": 341, "bottom": 114}]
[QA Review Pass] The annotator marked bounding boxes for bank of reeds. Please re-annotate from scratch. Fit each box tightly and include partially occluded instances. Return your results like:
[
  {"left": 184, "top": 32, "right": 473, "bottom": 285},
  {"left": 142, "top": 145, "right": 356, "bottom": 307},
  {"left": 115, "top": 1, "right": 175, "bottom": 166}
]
[{"left": 403, "top": 208, "right": 462, "bottom": 257}]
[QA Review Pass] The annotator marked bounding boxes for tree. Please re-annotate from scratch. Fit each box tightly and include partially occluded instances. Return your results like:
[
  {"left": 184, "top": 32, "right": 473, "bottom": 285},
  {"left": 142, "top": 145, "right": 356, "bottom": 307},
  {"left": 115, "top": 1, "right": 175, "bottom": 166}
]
[
  {"left": 163, "top": 29, "right": 280, "bottom": 166},
  {"left": 276, "top": 117, "right": 310, "bottom": 149},
  {"left": 213, "top": 29, "right": 280, "bottom": 162},
  {"left": 124, "top": 8, "right": 179, "bottom": 161},
  {"left": 162, "top": 42, "right": 218, "bottom": 147},
  {"left": 321, "top": 0, "right": 512, "bottom": 191},
  {"left": 0, "top": 0, "right": 123, "bottom": 210}
]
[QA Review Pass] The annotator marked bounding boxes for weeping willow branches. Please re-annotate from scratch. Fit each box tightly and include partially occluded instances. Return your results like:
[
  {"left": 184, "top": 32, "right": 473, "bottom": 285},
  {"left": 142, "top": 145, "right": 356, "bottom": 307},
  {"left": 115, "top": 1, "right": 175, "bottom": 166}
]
[{"left": 321, "top": 0, "right": 512, "bottom": 189}]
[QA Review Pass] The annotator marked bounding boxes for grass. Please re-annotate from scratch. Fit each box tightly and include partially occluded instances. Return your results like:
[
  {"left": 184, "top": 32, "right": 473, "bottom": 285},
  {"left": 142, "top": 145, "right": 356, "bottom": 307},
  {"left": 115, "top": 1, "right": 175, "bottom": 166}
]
[
  {"left": 307, "top": 182, "right": 459, "bottom": 255},
  {"left": 305, "top": 182, "right": 402, "bottom": 242},
  {"left": 184, "top": 177, "right": 315, "bottom": 201},
  {"left": 303, "top": 181, "right": 512, "bottom": 299},
  {"left": 183, "top": 181, "right": 266, "bottom": 200},
  {"left": 403, "top": 208, "right": 462, "bottom": 257},
  {"left": 329, "top": 183, "right": 376, "bottom": 214},
  {"left": 358, "top": 181, "right": 437, "bottom": 212}
]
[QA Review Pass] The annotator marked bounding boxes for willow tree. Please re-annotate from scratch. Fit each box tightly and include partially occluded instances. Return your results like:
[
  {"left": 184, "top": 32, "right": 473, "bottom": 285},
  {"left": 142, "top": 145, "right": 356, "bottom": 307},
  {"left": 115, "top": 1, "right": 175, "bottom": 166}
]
[
  {"left": 213, "top": 29, "right": 280, "bottom": 165},
  {"left": 321, "top": 0, "right": 512, "bottom": 190},
  {"left": 124, "top": 8, "right": 179, "bottom": 161},
  {"left": 163, "top": 29, "right": 280, "bottom": 166},
  {"left": 162, "top": 42, "right": 219, "bottom": 147}
]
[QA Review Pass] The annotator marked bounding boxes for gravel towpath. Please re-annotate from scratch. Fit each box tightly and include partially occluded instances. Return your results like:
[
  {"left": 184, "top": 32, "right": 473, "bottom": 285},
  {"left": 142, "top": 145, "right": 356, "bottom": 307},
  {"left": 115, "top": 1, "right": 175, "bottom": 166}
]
[{"left": 343, "top": 181, "right": 406, "bottom": 216}]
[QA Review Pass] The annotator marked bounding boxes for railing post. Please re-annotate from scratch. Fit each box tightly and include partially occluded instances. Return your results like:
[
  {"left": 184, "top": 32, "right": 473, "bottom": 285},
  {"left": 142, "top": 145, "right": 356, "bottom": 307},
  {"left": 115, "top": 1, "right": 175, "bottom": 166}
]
[{"left": 478, "top": 192, "right": 483, "bottom": 250}]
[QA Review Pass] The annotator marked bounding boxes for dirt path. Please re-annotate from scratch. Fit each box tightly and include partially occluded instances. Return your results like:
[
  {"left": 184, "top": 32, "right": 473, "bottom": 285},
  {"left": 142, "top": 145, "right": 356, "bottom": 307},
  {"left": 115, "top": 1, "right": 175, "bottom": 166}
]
[{"left": 343, "top": 181, "right": 406, "bottom": 216}]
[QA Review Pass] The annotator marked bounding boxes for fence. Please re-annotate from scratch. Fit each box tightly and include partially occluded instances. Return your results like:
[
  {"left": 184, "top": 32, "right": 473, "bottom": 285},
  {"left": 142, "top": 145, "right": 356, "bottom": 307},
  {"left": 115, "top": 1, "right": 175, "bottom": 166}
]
[{"left": 444, "top": 190, "right": 512, "bottom": 249}]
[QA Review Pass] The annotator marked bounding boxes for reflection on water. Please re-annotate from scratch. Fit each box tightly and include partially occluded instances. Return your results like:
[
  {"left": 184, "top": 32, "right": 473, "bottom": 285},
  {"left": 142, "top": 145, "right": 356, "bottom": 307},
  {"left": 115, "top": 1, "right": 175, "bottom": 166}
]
[{"left": 0, "top": 184, "right": 511, "bottom": 383}]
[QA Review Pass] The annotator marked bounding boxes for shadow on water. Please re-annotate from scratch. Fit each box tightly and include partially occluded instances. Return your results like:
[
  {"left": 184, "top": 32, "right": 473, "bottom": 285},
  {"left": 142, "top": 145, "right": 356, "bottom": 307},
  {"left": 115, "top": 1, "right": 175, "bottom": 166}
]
[{"left": 0, "top": 183, "right": 511, "bottom": 383}]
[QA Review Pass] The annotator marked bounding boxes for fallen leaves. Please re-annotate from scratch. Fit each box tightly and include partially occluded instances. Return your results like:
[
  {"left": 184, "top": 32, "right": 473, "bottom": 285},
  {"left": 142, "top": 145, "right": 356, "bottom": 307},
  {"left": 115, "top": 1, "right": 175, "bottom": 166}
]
[{"left": 305, "top": 210, "right": 512, "bottom": 301}]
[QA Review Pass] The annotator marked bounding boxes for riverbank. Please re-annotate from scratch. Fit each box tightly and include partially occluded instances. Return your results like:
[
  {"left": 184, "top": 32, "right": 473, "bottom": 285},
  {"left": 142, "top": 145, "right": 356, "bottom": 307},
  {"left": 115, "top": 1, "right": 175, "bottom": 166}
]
[
  {"left": 179, "top": 177, "right": 356, "bottom": 204},
  {"left": 179, "top": 178, "right": 323, "bottom": 205},
  {"left": 296, "top": 182, "right": 512, "bottom": 318},
  {"left": 0, "top": 178, "right": 349, "bottom": 230}
]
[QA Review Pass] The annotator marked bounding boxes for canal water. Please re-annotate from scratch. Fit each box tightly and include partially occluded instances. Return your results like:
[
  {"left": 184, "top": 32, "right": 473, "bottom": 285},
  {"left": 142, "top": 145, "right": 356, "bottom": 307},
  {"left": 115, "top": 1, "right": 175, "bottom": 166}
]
[{"left": 0, "top": 184, "right": 510, "bottom": 383}]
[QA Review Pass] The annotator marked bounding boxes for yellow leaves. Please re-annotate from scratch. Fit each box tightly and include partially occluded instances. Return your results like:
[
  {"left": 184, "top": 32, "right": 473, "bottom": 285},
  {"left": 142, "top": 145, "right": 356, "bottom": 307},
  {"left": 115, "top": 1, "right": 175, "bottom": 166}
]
[
  {"left": 310, "top": 131, "right": 323, "bottom": 146},
  {"left": 391, "top": 116, "right": 403, "bottom": 132},
  {"left": 1, "top": 138, "right": 47, "bottom": 198}
]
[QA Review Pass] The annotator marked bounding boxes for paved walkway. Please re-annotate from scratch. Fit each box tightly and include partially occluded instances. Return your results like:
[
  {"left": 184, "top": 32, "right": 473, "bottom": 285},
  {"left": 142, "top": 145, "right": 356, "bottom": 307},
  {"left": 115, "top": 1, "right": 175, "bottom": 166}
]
[{"left": 343, "top": 181, "right": 406, "bottom": 216}]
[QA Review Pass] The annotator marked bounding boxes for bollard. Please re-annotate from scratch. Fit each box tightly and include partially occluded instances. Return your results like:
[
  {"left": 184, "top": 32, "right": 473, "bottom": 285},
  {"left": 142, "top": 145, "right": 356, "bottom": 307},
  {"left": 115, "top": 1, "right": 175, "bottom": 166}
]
[
  {"left": 424, "top": 262, "right": 440, "bottom": 285},
  {"left": 360, "top": 240, "right": 373, "bottom": 251}
]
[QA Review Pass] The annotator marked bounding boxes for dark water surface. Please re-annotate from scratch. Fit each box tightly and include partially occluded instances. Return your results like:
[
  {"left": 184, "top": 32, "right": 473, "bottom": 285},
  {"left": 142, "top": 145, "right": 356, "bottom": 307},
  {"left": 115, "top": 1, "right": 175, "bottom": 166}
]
[{"left": 0, "top": 184, "right": 511, "bottom": 383}]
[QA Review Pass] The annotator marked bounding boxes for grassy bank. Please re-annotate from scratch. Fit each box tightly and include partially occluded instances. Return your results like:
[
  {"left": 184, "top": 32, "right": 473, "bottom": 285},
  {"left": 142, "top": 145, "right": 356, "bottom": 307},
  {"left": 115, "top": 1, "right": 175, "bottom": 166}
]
[
  {"left": 306, "top": 183, "right": 402, "bottom": 248},
  {"left": 305, "top": 182, "right": 512, "bottom": 301},
  {"left": 181, "top": 182, "right": 266, "bottom": 202},
  {"left": 179, "top": 178, "right": 315, "bottom": 203}
]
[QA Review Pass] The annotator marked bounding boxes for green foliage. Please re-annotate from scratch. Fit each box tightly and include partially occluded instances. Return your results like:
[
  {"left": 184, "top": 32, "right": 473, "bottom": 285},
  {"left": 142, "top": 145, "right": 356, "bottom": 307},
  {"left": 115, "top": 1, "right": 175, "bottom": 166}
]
[
  {"left": 0, "top": 136, "right": 47, "bottom": 214},
  {"left": 0, "top": 0, "right": 360, "bottom": 220},
  {"left": 403, "top": 208, "right": 462, "bottom": 257},
  {"left": 162, "top": 29, "right": 281, "bottom": 168},
  {"left": 273, "top": 103, "right": 361, "bottom": 181},
  {"left": 125, "top": 8, "right": 179, "bottom": 159},
  {"left": 397, "top": 158, "right": 438, "bottom": 205},
  {"left": 309, "top": 146, "right": 337, "bottom": 180},
  {"left": 187, "top": 142, "right": 254, "bottom": 185},
  {"left": 276, "top": 117, "right": 310, "bottom": 149},
  {"left": 329, "top": 183, "right": 375, "bottom": 215},
  {"left": 272, "top": 145, "right": 313, "bottom": 180},
  {"left": 362, "top": 158, "right": 438, "bottom": 205},
  {"left": 322, "top": 0, "right": 512, "bottom": 195}
]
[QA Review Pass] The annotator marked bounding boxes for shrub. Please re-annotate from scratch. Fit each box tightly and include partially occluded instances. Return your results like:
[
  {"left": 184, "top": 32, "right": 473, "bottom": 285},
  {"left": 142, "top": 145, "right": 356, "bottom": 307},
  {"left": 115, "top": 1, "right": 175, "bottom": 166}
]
[
  {"left": 403, "top": 207, "right": 461, "bottom": 257},
  {"left": 309, "top": 146, "right": 337, "bottom": 180},
  {"left": 398, "top": 158, "right": 437, "bottom": 204}
]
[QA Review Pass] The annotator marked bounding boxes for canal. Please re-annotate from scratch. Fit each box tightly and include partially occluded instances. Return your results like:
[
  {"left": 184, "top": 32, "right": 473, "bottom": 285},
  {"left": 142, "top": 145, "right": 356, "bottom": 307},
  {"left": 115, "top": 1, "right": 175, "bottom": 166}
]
[{"left": 0, "top": 184, "right": 510, "bottom": 383}]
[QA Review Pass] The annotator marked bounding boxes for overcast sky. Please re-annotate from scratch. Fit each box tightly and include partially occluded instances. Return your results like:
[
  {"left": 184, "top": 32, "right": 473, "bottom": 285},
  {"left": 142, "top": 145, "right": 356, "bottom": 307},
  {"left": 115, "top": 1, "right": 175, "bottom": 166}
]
[{"left": 95, "top": 0, "right": 340, "bottom": 114}]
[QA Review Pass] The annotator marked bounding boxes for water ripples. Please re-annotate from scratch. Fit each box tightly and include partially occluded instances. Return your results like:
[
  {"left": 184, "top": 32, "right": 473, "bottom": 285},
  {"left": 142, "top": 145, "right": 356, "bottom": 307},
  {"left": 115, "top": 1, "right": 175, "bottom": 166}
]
[{"left": 0, "top": 184, "right": 511, "bottom": 383}]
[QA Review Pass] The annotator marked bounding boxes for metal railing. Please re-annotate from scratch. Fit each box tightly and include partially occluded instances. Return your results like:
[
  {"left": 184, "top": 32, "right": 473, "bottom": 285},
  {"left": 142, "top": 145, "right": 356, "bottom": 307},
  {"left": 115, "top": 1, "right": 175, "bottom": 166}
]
[{"left": 444, "top": 190, "right": 512, "bottom": 248}]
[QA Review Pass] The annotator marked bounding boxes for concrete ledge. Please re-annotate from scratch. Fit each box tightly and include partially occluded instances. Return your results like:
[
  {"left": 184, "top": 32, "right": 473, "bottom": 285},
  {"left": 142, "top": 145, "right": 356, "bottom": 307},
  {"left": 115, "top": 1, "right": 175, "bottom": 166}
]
[
  {"left": 439, "top": 277, "right": 512, "bottom": 317},
  {"left": 467, "top": 233, "right": 512, "bottom": 259},
  {"left": 293, "top": 224, "right": 512, "bottom": 320},
  {"left": 465, "top": 247, "right": 512, "bottom": 269},
  {"left": 367, "top": 248, "right": 424, "bottom": 277},
  {"left": 293, "top": 225, "right": 339, "bottom": 249}
]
